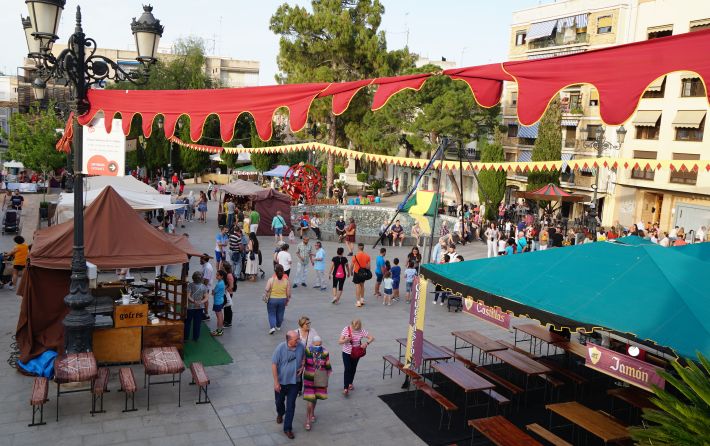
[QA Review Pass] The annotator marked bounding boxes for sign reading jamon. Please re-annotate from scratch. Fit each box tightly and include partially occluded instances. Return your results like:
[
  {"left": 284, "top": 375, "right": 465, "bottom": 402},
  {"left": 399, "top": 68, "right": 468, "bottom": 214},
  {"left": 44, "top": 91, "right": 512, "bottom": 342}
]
[
  {"left": 585, "top": 344, "right": 665, "bottom": 392},
  {"left": 404, "top": 277, "right": 427, "bottom": 370},
  {"left": 462, "top": 297, "right": 511, "bottom": 329}
]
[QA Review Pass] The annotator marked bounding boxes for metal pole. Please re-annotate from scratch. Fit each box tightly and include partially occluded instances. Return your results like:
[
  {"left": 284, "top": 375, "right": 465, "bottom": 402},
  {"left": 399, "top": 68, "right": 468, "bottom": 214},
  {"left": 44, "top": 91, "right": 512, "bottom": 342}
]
[
  {"left": 458, "top": 147, "right": 465, "bottom": 245},
  {"left": 427, "top": 137, "right": 447, "bottom": 263},
  {"left": 63, "top": 7, "right": 94, "bottom": 354},
  {"left": 590, "top": 133, "right": 603, "bottom": 235}
]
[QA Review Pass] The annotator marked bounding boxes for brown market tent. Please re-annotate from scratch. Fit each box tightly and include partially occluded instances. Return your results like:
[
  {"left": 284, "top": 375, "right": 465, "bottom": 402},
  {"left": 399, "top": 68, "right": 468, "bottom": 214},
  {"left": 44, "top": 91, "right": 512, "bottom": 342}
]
[
  {"left": 17, "top": 186, "right": 190, "bottom": 362},
  {"left": 514, "top": 183, "right": 589, "bottom": 202},
  {"left": 220, "top": 181, "right": 291, "bottom": 236},
  {"left": 31, "top": 186, "right": 188, "bottom": 269}
]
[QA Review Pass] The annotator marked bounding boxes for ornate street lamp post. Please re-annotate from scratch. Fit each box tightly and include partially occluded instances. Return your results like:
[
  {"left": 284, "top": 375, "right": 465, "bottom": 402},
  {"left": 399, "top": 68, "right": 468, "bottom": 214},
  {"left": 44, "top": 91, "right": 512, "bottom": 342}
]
[
  {"left": 21, "top": 1, "right": 163, "bottom": 353},
  {"left": 583, "top": 125, "right": 627, "bottom": 235}
]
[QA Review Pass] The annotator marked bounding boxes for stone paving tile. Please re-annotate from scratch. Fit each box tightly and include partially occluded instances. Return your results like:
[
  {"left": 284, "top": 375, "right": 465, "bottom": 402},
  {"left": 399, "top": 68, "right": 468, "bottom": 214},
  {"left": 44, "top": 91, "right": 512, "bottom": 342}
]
[{"left": 0, "top": 186, "right": 522, "bottom": 445}]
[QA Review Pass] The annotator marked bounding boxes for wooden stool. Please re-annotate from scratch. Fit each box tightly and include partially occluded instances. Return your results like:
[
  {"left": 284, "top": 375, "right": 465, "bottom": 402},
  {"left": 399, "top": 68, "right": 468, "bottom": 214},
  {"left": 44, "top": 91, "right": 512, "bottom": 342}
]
[
  {"left": 54, "top": 352, "right": 98, "bottom": 422},
  {"left": 142, "top": 347, "right": 185, "bottom": 411},
  {"left": 91, "top": 367, "right": 110, "bottom": 415},
  {"left": 29, "top": 377, "right": 49, "bottom": 427},
  {"left": 189, "top": 362, "right": 210, "bottom": 404},
  {"left": 119, "top": 368, "right": 138, "bottom": 412}
]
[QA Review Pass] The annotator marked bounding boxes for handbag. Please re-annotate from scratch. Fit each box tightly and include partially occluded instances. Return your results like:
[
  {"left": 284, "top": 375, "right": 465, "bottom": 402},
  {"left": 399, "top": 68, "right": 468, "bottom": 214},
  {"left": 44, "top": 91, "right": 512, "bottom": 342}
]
[
  {"left": 262, "top": 278, "right": 273, "bottom": 303},
  {"left": 249, "top": 250, "right": 256, "bottom": 261},
  {"left": 349, "top": 327, "right": 367, "bottom": 359},
  {"left": 353, "top": 257, "right": 372, "bottom": 283},
  {"left": 313, "top": 367, "right": 329, "bottom": 387}
]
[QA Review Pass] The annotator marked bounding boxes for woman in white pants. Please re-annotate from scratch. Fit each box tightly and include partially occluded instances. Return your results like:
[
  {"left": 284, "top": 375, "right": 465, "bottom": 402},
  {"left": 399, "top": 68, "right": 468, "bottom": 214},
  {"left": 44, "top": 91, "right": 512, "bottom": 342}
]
[{"left": 484, "top": 223, "right": 499, "bottom": 258}]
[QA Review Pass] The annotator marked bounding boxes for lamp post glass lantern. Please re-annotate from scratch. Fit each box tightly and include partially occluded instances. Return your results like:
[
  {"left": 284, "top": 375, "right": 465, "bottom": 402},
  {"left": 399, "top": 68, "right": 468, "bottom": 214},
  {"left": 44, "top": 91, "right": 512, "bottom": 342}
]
[
  {"left": 583, "top": 125, "right": 626, "bottom": 234},
  {"left": 23, "top": 2, "right": 163, "bottom": 354}
]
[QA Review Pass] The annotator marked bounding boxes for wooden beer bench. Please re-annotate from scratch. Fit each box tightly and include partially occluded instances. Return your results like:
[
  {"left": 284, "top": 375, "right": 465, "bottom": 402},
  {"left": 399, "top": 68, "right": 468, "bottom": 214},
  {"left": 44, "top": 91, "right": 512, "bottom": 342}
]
[{"left": 29, "top": 377, "right": 49, "bottom": 427}]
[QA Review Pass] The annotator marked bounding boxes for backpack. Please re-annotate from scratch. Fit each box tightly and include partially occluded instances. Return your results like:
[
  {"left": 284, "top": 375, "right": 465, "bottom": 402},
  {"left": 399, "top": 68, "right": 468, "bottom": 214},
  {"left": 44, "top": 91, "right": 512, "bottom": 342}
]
[{"left": 335, "top": 259, "right": 346, "bottom": 279}]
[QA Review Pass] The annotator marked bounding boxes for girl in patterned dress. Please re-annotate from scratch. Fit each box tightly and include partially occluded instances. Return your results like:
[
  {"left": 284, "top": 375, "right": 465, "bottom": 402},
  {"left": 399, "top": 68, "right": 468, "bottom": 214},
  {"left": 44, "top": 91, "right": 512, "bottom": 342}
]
[{"left": 302, "top": 336, "right": 331, "bottom": 431}]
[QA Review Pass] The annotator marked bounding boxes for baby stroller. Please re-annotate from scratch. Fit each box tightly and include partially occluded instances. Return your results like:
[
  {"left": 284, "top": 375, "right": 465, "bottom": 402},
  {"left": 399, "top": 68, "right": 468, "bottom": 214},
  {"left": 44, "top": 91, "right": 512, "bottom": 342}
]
[{"left": 2, "top": 209, "right": 20, "bottom": 235}]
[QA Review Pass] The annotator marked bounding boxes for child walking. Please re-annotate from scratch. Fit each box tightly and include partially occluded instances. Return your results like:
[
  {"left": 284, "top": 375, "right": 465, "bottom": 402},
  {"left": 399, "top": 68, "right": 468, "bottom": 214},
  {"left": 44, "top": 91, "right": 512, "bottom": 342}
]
[
  {"left": 404, "top": 261, "right": 418, "bottom": 303},
  {"left": 382, "top": 271, "right": 393, "bottom": 306},
  {"left": 390, "top": 258, "right": 401, "bottom": 302},
  {"left": 211, "top": 270, "right": 226, "bottom": 336}
]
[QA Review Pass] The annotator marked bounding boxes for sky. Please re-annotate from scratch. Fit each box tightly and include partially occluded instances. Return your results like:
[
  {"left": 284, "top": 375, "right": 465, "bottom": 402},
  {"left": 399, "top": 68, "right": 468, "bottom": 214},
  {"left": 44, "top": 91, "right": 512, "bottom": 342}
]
[{"left": 2, "top": 0, "right": 541, "bottom": 84}]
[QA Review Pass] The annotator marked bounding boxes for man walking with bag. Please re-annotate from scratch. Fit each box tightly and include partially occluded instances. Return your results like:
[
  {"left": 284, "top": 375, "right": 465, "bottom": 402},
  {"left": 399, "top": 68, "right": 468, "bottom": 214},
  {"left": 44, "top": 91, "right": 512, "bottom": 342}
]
[{"left": 272, "top": 330, "right": 305, "bottom": 440}]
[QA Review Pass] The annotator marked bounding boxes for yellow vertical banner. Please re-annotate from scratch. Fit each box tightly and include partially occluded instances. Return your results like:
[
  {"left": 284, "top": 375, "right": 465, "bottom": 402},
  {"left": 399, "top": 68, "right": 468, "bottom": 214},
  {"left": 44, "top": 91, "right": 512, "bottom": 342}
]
[{"left": 404, "top": 277, "right": 428, "bottom": 370}]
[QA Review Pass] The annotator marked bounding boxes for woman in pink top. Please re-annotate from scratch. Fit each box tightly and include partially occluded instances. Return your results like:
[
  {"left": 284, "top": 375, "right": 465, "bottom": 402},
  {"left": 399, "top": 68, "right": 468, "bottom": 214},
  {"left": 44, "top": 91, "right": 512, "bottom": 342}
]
[{"left": 337, "top": 318, "right": 374, "bottom": 396}]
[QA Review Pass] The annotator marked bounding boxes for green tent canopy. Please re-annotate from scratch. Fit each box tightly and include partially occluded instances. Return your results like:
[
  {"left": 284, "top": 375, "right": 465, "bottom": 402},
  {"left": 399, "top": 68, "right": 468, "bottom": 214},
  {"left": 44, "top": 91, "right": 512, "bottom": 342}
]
[
  {"left": 421, "top": 242, "right": 710, "bottom": 359},
  {"left": 674, "top": 242, "right": 710, "bottom": 262},
  {"left": 612, "top": 235, "right": 655, "bottom": 246},
  {"left": 401, "top": 191, "right": 440, "bottom": 217}
]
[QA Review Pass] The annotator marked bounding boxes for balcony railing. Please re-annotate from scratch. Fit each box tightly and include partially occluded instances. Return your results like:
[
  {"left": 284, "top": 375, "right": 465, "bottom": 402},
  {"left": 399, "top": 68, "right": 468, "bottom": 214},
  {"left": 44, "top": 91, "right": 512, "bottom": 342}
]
[{"left": 528, "top": 32, "right": 589, "bottom": 50}]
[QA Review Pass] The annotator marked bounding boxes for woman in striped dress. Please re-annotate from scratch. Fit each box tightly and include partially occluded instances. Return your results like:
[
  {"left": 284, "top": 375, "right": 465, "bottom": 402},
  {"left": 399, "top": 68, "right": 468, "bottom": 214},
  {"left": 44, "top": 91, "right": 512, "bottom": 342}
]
[{"left": 302, "top": 336, "right": 331, "bottom": 431}]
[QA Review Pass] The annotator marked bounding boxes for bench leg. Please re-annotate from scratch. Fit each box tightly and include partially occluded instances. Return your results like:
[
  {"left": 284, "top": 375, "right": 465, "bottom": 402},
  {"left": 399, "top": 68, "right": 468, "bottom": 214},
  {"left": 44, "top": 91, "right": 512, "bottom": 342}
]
[
  {"left": 147, "top": 375, "right": 151, "bottom": 411},
  {"left": 178, "top": 372, "right": 182, "bottom": 407},
  {"left": 56, "top": 383, "right": 60, "bottom": 422},
  {"left": 29, "top": 404, "right": 46, "bottom": 427},
  {"left": 196, "top": 384, "right": 210, "bottom": 404}
]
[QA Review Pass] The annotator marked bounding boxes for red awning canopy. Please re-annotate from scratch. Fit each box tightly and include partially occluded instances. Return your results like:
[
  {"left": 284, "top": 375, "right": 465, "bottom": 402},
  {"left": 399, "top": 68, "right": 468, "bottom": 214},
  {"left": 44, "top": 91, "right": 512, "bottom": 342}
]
[
  {"left": 78, "top": 29, "right": 710, "bottom": 141},
  {"left": 515, "top": 183, "right": 589, "bottom": 202}
]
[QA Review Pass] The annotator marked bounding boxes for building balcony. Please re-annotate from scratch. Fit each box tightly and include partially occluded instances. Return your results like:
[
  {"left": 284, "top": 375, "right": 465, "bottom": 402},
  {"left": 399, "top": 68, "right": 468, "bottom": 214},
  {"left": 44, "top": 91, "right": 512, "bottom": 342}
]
[{"left": 527, "top": 33, "right": 589, "bottom": 51}]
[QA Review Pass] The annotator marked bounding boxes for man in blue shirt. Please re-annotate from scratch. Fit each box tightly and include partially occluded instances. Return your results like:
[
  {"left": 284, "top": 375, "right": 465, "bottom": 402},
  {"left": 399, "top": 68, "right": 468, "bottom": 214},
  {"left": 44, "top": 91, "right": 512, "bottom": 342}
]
[
  {"left": 313, "top": 241, "right": 327, "bottom": 291},
  {"left": 272, "top": 330, "right": 305, "bottom": 439},
  {"left": 374, "top": 248, "right": 386, "bottom": 298}
]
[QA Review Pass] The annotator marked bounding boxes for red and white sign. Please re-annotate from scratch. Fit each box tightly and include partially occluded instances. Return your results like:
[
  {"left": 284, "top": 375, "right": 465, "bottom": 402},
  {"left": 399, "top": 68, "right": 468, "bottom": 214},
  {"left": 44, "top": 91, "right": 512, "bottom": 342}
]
[
  {"left": 585, "top": 344, "right": 665, "bottom": 392},
  {"left": 83, "top": 117, "right": 125, "bottom": 176},
  {"left": 462, "top": 297, "right": 511, "bottom": 329}
]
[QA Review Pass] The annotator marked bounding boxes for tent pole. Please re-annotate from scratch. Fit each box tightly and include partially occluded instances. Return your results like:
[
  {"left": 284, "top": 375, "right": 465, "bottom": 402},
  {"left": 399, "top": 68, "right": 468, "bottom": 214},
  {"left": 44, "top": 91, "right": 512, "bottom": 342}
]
[
  {"left": 459, "top": 146, "right": 465, "bottom": 245},
  {"left": 426, "top": 137, "right": 447, "bottom": 263}
]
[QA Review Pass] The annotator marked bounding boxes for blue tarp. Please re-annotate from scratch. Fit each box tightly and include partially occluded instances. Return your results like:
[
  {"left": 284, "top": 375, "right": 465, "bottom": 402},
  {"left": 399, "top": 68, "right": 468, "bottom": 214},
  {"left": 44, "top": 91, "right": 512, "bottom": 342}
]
[{"left": 263, "top": 165, "right": 290, "bottom": 177}]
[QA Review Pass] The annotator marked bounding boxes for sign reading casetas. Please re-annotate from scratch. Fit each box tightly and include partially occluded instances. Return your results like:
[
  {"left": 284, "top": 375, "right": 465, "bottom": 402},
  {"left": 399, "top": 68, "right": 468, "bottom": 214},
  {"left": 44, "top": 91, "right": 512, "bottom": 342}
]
[
  {"left": 462, "top": 297, "right": 511, "bottom": 329},
  {"left": 586, "top": 344, "right": 665, "bottom": 391}
]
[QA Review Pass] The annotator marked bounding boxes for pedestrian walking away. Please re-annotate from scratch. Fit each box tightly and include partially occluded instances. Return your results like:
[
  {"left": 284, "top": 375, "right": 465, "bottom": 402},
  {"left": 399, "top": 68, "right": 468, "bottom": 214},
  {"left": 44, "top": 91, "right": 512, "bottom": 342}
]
[
  {"left": 264, "top": 264, "right": 291, "bottom": 334},
  {"left": 272, "top": 210, "right": 287, "bottom": 243},
  {"left": 276, "top": 243, "right": 292, "bottom": 277},
  {"left": 351, "top": 243, "right": 371, "bottom": 307},
  {"left": 329, "top": 247, "right": 350, "bottom": 304},
  {"left": 183, "top": 272, "right": 208, "bottom": 342},
  {"left": 338, "top": 319, "right": 374, "bottom": 396},
  {"left": 272, "top": 330, "right": 305, "bottom": 440}
]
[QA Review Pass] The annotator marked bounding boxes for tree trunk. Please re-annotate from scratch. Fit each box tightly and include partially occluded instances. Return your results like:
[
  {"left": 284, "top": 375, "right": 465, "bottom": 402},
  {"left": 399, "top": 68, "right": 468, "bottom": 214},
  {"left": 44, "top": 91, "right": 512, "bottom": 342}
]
[
  {"left": 326, "top": 113, "right": 337, "bottom": 197},
  {"left": 447, "top": 169, "right": 462, "bottom": 205}
]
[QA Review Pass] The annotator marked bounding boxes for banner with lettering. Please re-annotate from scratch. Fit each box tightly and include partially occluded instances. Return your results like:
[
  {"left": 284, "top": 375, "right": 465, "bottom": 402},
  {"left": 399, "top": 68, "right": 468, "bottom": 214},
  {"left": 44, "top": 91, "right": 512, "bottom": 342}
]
[
  {"left": 404, "top": 277, "right": 428, "bottom": 370},
  {"left": 462, "top": 297, "right": 511, "bottom": 329},
  {"left": 585, "top": 344, "right": 665, "bottom": 391}
]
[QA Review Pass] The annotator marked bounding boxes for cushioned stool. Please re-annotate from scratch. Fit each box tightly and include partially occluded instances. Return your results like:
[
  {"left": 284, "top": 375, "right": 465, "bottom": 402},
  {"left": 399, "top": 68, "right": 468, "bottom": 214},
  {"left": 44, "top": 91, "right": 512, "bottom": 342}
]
[
  {"left": 54, "top": 352, "right": 98, "bottom": 422},
  {"left": 119, "top": 367, "right": 138, "bottom": 412},
  {"left": 29, "top": 377, "right": 49, "bottom": 426},
  {"left": 142, "top": 347, "right": 185, "bottom": 410}
]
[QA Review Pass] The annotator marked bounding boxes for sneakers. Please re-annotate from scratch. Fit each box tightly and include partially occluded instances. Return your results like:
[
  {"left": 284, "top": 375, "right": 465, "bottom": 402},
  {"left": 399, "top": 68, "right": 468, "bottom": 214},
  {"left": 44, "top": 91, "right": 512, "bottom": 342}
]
[
  {"left": 320, "top": 287, "right": 327, "bottom": 292},
  {"left": 223, "top": 323, "right": 232, "bottom": 328},
  {"left": 301, "top": 283, "right": 307, "bottom": 287},
  {"left": 269, "top": 328, "right": 276, "bottom": 335},
  {"left": 276, "top": 326, "right": 281, "bottom": 331},
  {"left": 293, "top": 284, "right": 298, "bottom": 288},
  {"left": 432, "top": 300, "right": 437, "bottom": 304},
  {"left": 211, "top": 329, "right": 223, "bottom": 336},
  {"left": 313, "top": 285, "right": 320, "bottom": 288},
  {"left": 440, "top": 302, "right": 444, "bottom": 306}
]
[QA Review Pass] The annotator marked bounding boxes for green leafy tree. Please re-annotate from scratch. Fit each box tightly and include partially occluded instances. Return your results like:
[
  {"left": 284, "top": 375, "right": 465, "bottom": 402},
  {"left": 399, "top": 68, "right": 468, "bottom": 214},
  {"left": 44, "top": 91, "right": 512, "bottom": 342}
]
[
  {"left": 2, "top": 104, "right": 66, "bottom": 177},
  {"left": 526, "top": 97, "right": 562, "bottom": 192},
  {"left": 477, "top": 130, "right": 507, "bottom": 221},
  {"left": 249, "top": 122, "right": 280, "bottom": 173},
  {"left": 270, "top": 0, "right": 415, "bottom": 194},
  {"left": 631, "top": 353, "right": 710, "bottom": 446}
]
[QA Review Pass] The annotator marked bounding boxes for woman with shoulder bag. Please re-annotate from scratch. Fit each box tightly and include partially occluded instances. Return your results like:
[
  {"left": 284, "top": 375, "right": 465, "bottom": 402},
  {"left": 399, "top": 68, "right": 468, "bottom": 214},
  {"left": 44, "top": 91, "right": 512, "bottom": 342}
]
[
  {"left": 328, "top": 247, "right": 350, "bottom": 304},
  {"left": 338, "top": 319, "right": 374, "bottom": 396},
  {"left": 302, "top": 336, "right": 331, "bottom": 431},
  {"left": 264, "top": 264, "right": 291, "bottom": 335}
]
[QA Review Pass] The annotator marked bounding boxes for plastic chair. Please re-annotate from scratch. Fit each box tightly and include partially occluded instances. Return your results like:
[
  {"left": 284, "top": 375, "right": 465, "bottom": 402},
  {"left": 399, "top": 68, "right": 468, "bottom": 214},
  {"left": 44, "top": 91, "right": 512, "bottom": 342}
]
[{"left": 374, "top": 197, "right": 381, "bottom": 203}]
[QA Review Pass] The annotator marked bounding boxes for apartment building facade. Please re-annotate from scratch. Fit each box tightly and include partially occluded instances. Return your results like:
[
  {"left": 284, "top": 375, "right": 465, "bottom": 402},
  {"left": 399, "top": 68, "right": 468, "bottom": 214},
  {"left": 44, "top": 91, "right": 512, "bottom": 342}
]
[
  {"left": 503, "top": 0, "right": 635, "bottom": 227},
  {"left": 611, "top": 0, "right": 710, "bottom": 234},
  {"left": 503, "top": 0, "right": 710, "bottom": 232}
]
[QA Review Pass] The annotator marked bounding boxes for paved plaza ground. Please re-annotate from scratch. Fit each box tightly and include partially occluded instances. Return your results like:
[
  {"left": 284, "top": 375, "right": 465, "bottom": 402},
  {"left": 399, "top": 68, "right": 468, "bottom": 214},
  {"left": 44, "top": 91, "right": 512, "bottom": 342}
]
[{"left": 0, "top": 186, "right": 530, "bottom": 446}]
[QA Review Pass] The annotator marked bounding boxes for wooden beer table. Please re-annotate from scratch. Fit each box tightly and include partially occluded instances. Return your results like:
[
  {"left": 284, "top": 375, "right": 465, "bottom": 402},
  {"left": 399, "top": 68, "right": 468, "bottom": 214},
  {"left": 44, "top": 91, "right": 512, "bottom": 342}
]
[
  {"left": 451, "top": 330, "right": 507, "bottom": 365},
  {"left": 546, "top": 401, "right": 630, "bottom": 445},
  {"left": 432, "top": 361, "right": 495, "bottom": 421}
]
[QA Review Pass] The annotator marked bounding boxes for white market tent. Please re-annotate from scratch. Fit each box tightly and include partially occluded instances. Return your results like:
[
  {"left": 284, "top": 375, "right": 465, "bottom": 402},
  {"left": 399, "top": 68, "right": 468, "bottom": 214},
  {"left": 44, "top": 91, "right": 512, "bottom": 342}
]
[
  {"left": 56, "top": 176, "right": 181, "bottom": 223},
  {"left": 263, "top": 165, "right": 290, "bottom": 177},
  {"left": 3, "top": 161, "right": 25, "bottom": 169}
]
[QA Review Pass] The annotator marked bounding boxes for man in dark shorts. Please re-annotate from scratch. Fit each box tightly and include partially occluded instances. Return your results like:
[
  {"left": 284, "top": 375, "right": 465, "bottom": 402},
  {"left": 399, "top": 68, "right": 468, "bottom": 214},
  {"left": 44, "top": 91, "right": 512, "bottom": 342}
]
[{"left": 335, "top": 216, "right": 346, "bottom": 242}]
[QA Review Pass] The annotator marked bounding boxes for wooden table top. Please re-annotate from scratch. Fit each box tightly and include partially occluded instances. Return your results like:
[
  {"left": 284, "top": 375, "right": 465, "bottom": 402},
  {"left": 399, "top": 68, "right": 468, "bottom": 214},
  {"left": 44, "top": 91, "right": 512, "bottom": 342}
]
[
  {"left": 396, "top": 338, "right": 452, "bottom": 361},
  {"left": 515, "top": 324, "right": 568, "bottom": 344},
  {"left": 607, "top": 387, "right": 656, "bottom": 410},
  {"left": 432, "top": 361, "right": 495, "bottom": 392},
  {"left": 546, "top": 402, "right": 630, "bottom": 443},
  {"left": 551, "top": 340, "right": 588, "bottom": 358},
  {"left": 469, "top": 416, "right": 544, "bottom": 446},
  {"left": 451, "top": 330, "right": 507, "bottom": 352},
  {"left": 489, "top": 349, "right": 552, "bottom": 376}
]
